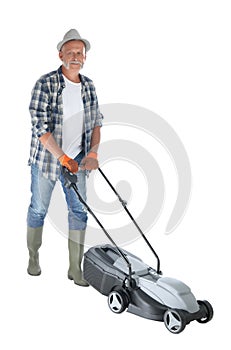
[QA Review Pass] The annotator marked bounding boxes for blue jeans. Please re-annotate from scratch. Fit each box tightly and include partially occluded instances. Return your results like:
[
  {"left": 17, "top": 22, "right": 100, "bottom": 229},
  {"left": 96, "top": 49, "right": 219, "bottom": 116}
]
[{"left": 27, "top": 151, "right": 87, "bottom": 230}]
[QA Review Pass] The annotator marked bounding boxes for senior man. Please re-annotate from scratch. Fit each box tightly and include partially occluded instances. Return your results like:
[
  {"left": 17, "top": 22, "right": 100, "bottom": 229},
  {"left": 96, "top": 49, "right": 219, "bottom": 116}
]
[{"left": 27, "top": 29, "right": 103, "bottom": 286}]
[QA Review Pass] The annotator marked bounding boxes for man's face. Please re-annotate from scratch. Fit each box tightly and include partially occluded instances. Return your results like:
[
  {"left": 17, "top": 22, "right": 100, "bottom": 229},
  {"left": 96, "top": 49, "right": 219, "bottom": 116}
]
[{"left": 59, "top": 40, "right": 86, "bottom": 71}]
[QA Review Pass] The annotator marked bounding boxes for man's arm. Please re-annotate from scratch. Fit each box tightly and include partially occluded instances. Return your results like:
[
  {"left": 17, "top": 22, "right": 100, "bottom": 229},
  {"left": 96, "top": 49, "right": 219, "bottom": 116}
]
[
  {"left": 30, "top": 79, "right": 78, "bottom": 173},
  {"left": 89, "top": 126, "right": 101, "bottom": 153},
  {"left": 39, "top": 132, "right": 78, "bottom": 173},
  {"left": 80, "top": 126, "right": 101, "bottom": 170},
  {"left": 39, "top": 132, "right": 64, "bottom": 159}
]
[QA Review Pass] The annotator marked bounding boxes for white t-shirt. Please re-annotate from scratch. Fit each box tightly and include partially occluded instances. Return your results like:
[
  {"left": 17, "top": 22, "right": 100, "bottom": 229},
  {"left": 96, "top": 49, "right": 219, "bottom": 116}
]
[{"left": 62, "top": 76, "right": 84, "bottom": 158}]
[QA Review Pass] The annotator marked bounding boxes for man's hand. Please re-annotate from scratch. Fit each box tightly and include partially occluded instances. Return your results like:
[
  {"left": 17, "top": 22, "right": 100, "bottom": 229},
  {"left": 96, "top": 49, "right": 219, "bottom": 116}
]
[
  {"left": 81, "top": 152, "right": 98, "bottom": 170},
  {"left": 59, "top": 154, "right": 78, "bottom": 173}
]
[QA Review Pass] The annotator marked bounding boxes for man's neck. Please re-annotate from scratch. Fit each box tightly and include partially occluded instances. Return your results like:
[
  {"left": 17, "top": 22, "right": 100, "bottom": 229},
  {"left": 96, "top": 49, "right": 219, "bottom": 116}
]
[{"left": 61, "top": 65, "right": 81, "bottom": 83}]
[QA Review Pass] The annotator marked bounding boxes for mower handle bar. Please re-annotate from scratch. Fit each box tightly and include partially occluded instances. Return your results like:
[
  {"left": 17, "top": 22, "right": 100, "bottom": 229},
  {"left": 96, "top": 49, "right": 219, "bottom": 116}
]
[
  {"left": 62, "top": 166, "right": 161, "bottom": 275},
  {"left": 98, "top": 168, "right": 161, "bottom": 274}
]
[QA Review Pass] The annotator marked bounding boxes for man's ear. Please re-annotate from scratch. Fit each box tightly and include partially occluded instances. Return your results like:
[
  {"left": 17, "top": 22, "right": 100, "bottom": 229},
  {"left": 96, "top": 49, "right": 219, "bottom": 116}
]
[{"left": 59, "top": 51, "right": 63, "bottom": 61}]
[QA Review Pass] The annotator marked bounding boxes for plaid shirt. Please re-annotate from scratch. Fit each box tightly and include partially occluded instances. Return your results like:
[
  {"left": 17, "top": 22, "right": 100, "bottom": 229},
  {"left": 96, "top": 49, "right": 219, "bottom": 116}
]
[{"left": 28, "top": 66, "right": 103, "bottom": 181}]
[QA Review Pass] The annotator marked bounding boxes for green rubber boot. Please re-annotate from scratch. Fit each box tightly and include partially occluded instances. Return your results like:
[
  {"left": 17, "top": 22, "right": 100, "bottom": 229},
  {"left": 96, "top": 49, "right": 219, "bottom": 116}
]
[
  {"left": 68, "top": 230, "right": 89, "bottom": 287},
  {"left": 27, "top": 226, "right": 43, "bottom": 276}
]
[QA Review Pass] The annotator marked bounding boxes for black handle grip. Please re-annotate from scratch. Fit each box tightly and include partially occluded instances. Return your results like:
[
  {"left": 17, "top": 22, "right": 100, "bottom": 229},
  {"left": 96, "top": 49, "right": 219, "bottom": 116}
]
[{"left": 61, "top": 166, "right": 78, "bottom": 185}]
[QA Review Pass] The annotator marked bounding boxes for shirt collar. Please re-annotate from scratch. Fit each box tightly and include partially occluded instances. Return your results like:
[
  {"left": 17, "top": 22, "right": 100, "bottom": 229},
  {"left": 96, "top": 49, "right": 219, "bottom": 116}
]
[
  {"left": 58, "top": 65, "right": 88, "bottom": 88},
  {"left": 58, "top": 66, "right": 65, "bottom": 89}
]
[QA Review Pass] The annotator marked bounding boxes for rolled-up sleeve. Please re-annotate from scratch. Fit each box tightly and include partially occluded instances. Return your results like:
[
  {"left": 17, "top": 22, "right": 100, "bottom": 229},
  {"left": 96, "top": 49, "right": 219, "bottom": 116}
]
[
  {"left": 94, "top": 109, "right": 104, "bottom": 128},
  {"left": 29, "top": 79, "right": 51, "bottom": 138},
  {"left": 92, "top": 86, "right": 104, "bottom": 128}
]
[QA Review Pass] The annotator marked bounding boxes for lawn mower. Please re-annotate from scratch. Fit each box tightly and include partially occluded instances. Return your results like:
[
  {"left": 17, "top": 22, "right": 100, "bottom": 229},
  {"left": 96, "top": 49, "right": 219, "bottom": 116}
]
[{"left": 62, "top": 166, "right": 213, "bottom": 334}]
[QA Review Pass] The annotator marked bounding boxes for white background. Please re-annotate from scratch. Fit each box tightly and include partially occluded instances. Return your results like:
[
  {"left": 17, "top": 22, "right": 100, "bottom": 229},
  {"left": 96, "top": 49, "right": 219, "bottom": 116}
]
[{"left": 1, "top": 0, "right": 230, "bottom": 348}]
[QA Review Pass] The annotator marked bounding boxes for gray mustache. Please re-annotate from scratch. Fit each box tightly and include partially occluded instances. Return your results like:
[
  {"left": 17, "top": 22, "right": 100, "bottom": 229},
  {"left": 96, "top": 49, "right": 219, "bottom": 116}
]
[{"left": 69, "top": 60, "right": 83, "bottom": 67}]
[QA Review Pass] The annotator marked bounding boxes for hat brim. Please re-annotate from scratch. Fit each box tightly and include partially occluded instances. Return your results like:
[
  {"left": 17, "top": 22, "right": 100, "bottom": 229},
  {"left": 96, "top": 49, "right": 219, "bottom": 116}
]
[{"left": 57, "top": 38, "right": 91, "bottom": 52}]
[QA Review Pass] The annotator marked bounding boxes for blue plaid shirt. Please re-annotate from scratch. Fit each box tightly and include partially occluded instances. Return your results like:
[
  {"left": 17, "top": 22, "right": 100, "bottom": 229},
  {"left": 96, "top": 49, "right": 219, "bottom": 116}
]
[{"left": 28, "top": 66, "right": 103, "bottom": 180}]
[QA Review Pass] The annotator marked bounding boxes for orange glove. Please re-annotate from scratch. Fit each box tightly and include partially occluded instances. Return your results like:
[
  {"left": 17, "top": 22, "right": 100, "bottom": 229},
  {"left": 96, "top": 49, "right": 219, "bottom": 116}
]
[
  {"left": 81, "top": 152, "right": 98, "bottom": 170},
  {"left": 86, "top": 152, "right": 98, "bottom": 160},
  {"left": 59, "top": 154, "right": 78, "bottom": 173}
]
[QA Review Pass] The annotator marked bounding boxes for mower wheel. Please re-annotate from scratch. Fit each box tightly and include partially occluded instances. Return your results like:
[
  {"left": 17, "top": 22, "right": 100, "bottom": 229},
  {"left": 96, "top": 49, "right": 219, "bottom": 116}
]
[
  {"left": 164, "top": 309, "right": 187, "bottom": 334},
  {"left": 197, "top": 300, "right": 214, "bottom": 323},
  {"left": 108, "top": 289, "right": 129, "bottom": 314}
]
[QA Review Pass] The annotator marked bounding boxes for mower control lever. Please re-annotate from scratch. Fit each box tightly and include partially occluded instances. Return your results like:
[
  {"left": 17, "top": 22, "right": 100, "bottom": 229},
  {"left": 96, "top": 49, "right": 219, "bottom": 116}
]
[{"left": 61, "top": 166, "right": 78, "bottom": 187}]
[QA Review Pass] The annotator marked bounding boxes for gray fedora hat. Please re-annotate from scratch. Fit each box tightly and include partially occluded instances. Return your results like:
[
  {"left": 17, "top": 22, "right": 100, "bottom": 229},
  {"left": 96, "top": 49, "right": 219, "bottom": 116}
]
[{"left": 57, "top": 29, "right": 91, "bottom": 52}]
